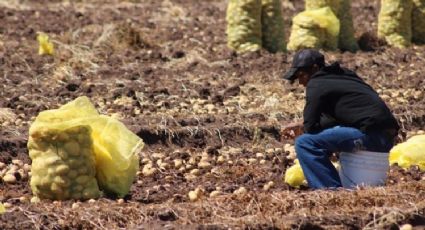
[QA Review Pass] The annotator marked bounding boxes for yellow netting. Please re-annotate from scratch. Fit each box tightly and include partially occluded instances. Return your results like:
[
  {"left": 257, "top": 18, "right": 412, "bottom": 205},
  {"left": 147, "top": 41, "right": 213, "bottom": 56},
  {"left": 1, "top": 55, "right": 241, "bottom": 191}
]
[
  {"left": 226, "top": 0, "right": 262, "bottom": 53},
  {"left": 389, "top": 135, "right": 425, "bottom": 171},
  {"left": 306, "top": 0, "right": 359, "bottom": 52},
  {"left": 287, "top": 7, "right": 340, "bottom": 51},
  {"left": 29, "top": 126, "right": 101, "bottom": 200},
  {"left": 29, "top": 96, "right": 143, "bottom": 199},
  {"left": 261, "top": 0, "right": 285, "bottom": 53},
  {"left": 378, "top": 0, "right": 413, "bottom": 48},
  {"left": 412, "top": 0, "right": 425, "bottom": 44},
  {"left": 284, "top": 159, "right": 306, "bottom": 188}
]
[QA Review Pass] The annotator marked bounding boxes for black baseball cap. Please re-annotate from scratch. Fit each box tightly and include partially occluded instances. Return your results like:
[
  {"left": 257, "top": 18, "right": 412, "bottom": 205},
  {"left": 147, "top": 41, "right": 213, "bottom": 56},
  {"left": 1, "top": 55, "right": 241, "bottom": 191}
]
[{"left": 283, "top": 49, "right": 325, "bottom": 82}]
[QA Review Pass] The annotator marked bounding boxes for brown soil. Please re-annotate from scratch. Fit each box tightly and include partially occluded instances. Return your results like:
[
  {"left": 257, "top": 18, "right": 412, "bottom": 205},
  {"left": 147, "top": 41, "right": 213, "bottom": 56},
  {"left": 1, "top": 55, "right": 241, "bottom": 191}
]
[{"left": 1, "top": 0, "right": 425, "bottom": 229}]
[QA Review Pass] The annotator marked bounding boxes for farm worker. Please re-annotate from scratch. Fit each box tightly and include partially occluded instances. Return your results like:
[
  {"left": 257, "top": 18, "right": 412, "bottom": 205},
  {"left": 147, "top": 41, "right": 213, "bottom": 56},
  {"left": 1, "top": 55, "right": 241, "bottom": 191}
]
[{"left": 281, "top": 49, "right": 399, "bottom": 189}]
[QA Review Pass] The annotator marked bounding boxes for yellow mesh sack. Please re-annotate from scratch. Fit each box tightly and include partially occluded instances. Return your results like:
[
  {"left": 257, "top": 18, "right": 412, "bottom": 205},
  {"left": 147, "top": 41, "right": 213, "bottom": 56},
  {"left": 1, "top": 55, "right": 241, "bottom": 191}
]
[
  {"left": 226, "top": 0, "right": 262, "bottom": 53},
  {"left": 261, "top": 0, "right": 286, "bottom": 53},
  {"left": 287, "top": 7, "right": 340, "bottom": 51},
  {"left": 389, "top": 135, "right": 425, "bottom": 171},
  {"left": 29, "top": 96, "right": 143, "bottom": 198},
  {"left": 306, "top": 0, "right": 359, "bottom": 52},
  {"left": 412, "top": 0, "right": 425, "bottom": 44},
  {"left": 87, "top": 116, "right": 142, "bottom": 197},
  {"left": 284, "top": 159, "right": 306, "bottom": 188},
  {"left": 284, "top": 159, "right": 340, "bottom": 188},
  {"left": 29, "top": 126, "right": 101, "bottom": 200},
  {"left": 378, "top": 0, "right": 413, "bottom": 48}
]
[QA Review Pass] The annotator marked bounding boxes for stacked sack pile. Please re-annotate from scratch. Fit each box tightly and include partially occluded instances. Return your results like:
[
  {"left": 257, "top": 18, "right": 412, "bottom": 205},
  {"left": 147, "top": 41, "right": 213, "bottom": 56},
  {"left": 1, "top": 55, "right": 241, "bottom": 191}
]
[
  {"left": 378, "top": 0, "right": 425, "bottom": 47},
  {"left": 226, "top": 0, "right": 285, "bottom": 53},
  {"left": 288, "top": 0, "right": 359, "bottom": 52},
  {"left": 28, "top": 96, "right": 143, "bottom": 200}
]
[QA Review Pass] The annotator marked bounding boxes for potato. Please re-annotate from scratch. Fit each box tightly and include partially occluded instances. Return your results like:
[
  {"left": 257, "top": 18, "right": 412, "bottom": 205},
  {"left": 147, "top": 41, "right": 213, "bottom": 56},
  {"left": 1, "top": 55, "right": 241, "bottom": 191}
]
[
  {"left": 53, "top": 176, "right": 70, "bottom": 187},
  {"left": 57, "top": 149, "right": 69, "bottom": 160},
  {"left": 78, "top": 134, "right": 92, "bottom": 147},
  {"left": 76, "top": 175, "right": 90, "bottom": 185},
  {"left": 73, "top": 185, "right": 83, "bottom": 192},
  {"left": 64, "top": 141, "right": 80, "bottom": 156},
  {"left": 2, "top": 174, "right": 16, "bottom": 184},
  {"left": 51, "top": 182, "right": 63, "bottom": 194},
  {"left": 39, "top": 176, "right": 51, "bottom": 188},
  {"left": 56, "top": 132, "right": 69, "bottom": 142},
  {"left": 45, "top": 156, "right": 62, "bottom": 166},
  {"left": 68, "top": 158, "right": 82, "bottom": 168},
  {"left": 78, "top": 166, "right": 88, "bottom": 175},
  {"left": 47, "top": 167, "right": 56, "bottom": 176},
  {"left": 56, "top": 165, "right": 70, "bottom": 175},
  {"left": 68, "top": 170, "right": 78, "bottom": 179}
]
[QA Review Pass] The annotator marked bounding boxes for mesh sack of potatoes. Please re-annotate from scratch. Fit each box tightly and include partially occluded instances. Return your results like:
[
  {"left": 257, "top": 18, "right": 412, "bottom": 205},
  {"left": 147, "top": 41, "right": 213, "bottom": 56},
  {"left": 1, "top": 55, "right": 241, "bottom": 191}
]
[
  {"left": 226, "top": 0, "right": 262, "bottom": 52},
  {"left": 306, "top": 0, "right": 359, "bottom": 52},
  {"left": 28, "top": 96, "right": 143, "bottom": 199},
  {"left": 29, "top": 126, "right": 101, "bottom": 200},
  {"left": 412, "top": 0, "right": 425, "bottom": 44},
  {"left": 337, "top": 0, "right": 359, "bottom": 51},
  {"left": 287, "top": 7, "right": 340, "bottom": 51},
  {"left": 378, "top": 0, "right": 413, "bottom": 48},
  {"left": 261, "top": 0, "right": 285, "bottom": 53}
]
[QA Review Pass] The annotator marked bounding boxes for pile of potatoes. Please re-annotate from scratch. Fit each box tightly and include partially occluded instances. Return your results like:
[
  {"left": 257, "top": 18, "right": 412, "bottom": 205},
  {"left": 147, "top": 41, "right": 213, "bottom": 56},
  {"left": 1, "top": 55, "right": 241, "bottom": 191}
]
[
  {"left": 28, "top": 126, "right": 101, "bottom": 200},
  {"left": 0, "top": 159, "right": 30, "bottom": 184}
]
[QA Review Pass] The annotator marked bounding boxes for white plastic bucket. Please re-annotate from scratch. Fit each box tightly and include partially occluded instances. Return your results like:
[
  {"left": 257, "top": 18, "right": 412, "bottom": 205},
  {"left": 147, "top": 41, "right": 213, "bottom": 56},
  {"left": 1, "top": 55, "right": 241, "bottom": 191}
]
[{"left": 339, "top": 151, "right": 389, "bottom": 188}]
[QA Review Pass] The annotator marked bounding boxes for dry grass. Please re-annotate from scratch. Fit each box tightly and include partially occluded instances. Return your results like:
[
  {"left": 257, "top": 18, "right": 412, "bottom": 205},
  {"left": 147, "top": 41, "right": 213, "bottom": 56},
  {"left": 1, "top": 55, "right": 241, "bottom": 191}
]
[{"left": 3, "top": 181, "right": 424, "bottom": 229}]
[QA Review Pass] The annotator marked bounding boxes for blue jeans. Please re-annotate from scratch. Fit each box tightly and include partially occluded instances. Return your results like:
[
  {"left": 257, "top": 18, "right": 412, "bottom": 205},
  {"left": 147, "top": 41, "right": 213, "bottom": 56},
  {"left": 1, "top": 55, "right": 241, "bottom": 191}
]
[{"left": 294, "top": 126, "right": 394, "bottom": 189}]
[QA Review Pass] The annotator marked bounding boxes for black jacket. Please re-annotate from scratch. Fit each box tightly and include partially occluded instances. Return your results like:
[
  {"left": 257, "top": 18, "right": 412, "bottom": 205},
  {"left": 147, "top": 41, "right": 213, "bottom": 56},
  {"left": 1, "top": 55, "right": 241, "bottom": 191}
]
[{"left": 303, "top": 62, "right": 399, "bottom": 134}]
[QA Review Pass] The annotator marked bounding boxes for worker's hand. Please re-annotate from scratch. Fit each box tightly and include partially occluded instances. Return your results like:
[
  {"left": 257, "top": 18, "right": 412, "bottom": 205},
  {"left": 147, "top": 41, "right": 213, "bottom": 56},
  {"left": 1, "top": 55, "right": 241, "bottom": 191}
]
[{"left": 281, "top": 121, "right": 304, "bottom": 140}]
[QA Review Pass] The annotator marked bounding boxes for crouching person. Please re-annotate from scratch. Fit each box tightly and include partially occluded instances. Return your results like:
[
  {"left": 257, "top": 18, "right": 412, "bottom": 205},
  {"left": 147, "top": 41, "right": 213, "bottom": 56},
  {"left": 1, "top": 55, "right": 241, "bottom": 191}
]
[{"left": 282, "top": 49, "right": 399, "bottom": 189}]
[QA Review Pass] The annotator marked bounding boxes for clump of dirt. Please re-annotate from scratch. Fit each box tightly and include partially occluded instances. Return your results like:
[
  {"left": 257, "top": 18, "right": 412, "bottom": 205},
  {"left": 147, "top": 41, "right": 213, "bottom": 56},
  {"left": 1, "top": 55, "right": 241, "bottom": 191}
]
[{"left": 358, "top": 31, "right": 387, "bottom": 51}]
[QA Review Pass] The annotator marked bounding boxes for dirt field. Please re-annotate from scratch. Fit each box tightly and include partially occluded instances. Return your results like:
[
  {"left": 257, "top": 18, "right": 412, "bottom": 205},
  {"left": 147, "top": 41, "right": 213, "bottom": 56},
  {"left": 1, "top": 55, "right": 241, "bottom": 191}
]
[{"left": 1, "top": 0, "right": 425, "bottom": 229}]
